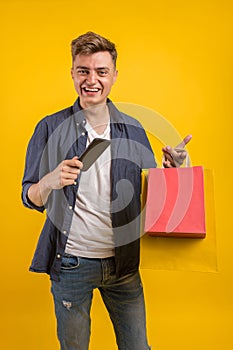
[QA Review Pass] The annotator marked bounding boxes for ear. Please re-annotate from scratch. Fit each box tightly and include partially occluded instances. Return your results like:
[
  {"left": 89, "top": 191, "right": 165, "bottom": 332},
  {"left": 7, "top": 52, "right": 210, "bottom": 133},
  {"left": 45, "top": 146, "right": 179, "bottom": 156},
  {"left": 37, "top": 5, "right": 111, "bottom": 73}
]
[
  {"left": 71, "top": 67, "right": 74, "bottom": 80},
  {"left": 113, "top": 69, "right": 118, "bottom": 84}
]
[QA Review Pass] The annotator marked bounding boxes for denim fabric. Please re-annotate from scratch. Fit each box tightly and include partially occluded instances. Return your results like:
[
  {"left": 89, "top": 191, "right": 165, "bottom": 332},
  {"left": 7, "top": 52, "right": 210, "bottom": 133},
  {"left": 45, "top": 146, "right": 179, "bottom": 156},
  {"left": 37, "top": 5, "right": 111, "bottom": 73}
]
[
  {"left": 22, "top": 98, "right": 156, "bottom": 281},
  {"left": 51, "top": 255, "right": 151, "bottom": 350}
]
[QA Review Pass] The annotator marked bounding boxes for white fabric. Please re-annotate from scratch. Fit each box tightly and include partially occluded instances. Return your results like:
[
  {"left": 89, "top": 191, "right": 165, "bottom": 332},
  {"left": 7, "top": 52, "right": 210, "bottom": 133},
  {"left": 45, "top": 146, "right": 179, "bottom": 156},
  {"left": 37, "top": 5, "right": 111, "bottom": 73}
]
[{"left": 65, "top": 121, "right": 114, "bottom": 258}]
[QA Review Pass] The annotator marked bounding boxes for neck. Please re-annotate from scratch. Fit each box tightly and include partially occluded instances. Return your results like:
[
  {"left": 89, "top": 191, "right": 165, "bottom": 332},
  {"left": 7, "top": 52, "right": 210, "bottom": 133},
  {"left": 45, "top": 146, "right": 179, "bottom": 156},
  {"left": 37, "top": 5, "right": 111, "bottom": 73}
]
[{"left": 83, "top": 103, "right": 110, "bottom": 135}]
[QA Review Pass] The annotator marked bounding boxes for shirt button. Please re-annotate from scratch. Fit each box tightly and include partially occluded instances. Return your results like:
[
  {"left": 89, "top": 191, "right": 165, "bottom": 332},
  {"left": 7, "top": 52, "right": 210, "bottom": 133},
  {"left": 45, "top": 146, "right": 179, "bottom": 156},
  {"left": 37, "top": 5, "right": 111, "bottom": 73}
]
[
  {"left": 81, "top": 132, "right": 85, "bottom": 136},
  {"left": 74, "top": 181, "right": 77, "bottom": 185},
  {"left": 57, "top": 254, "right": 61, "bottom": 259},
  {"left": 69, "top": 206, "right": 72, "bottom": 210},
  {"left": 63, "top": 230, "right": 67, "bottom": 235}
]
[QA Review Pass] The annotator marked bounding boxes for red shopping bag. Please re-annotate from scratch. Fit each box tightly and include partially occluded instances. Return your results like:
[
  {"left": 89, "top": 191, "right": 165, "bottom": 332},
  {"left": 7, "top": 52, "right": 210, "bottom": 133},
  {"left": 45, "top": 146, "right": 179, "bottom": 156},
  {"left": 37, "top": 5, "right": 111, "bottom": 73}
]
[{"left": 144, "top": 166, "right": 206, "bottom": 238}]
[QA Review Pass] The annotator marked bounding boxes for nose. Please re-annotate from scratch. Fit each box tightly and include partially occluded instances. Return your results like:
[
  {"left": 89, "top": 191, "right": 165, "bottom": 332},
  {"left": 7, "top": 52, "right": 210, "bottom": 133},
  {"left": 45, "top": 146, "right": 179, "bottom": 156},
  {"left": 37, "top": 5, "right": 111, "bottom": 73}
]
[{"left": 86, "top": 70, "right": 97, "bottom": 85}]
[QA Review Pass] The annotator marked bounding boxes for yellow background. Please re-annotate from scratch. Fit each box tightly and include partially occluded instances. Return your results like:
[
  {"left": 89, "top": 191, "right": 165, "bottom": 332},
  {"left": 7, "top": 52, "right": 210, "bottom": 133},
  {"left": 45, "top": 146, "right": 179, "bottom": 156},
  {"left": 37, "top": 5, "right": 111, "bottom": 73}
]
[{"left": 1, "top": 0, "right": 233, "bottom": 349}]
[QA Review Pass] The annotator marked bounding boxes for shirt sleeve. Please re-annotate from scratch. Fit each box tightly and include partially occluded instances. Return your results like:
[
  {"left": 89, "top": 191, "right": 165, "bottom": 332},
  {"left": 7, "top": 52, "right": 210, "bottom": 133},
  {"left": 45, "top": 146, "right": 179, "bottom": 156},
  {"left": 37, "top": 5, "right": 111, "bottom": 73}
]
[
  {"left": 21, "top": 119, "right": 49, "bottom": 213},
  {"left": 140, "top": 128, "right": 157, "bottom": 170},
  {"left": 133, "top": 121, "right": 157, "bottom": 170}
]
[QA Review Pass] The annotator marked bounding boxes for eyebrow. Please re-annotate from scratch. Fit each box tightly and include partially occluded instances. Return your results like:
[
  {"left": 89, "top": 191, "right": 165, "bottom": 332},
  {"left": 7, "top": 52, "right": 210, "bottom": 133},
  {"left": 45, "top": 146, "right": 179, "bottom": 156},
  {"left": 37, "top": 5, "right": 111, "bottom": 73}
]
[{"left": 75, "top": 66, "right": 110, "bottom": 71}]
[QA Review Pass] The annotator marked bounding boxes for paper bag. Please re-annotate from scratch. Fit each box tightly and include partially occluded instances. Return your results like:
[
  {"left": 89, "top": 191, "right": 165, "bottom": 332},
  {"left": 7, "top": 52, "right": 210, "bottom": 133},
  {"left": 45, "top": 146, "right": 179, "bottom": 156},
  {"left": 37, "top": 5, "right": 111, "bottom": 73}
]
[{"left": 144, "top": 166, "right": 206, "bottom": 238}]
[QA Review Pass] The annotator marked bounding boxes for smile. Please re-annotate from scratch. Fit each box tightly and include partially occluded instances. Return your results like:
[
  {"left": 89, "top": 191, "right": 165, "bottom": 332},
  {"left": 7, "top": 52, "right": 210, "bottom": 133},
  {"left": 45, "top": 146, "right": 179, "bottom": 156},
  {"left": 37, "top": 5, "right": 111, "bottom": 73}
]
[{"left": 82, "top": 87, "right": 101, "bottom": 92}]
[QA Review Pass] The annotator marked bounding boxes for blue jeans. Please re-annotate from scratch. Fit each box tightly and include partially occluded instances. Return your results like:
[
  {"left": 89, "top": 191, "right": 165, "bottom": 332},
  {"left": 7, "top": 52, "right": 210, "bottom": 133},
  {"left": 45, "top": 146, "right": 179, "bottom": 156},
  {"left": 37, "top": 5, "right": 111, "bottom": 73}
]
[{"left": 51, "top": 255, "right": 151, "bottom": 350}]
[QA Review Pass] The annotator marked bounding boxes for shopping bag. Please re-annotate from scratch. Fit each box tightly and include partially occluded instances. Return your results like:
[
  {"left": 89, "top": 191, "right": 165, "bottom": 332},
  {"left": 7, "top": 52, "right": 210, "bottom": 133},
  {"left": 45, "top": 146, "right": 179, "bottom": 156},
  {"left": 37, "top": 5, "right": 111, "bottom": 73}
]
[{"left": 144, "top": 166, "right": 206, "bottom": 238}]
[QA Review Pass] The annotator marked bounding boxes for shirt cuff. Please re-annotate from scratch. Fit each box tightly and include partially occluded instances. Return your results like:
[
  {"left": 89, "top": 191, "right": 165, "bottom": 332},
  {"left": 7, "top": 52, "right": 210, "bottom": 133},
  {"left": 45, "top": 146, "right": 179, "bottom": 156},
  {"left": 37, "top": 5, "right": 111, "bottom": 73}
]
[{"left": 22, "top": 183, "right": 45, "bottom": 213}]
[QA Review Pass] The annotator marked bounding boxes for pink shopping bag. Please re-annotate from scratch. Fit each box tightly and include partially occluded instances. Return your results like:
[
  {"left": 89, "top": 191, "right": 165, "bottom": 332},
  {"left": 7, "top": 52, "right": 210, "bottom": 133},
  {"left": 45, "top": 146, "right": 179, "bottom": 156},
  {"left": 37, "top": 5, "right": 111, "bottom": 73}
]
[{"left": 144, "top": 166, "right": 206, "bottom": 238}]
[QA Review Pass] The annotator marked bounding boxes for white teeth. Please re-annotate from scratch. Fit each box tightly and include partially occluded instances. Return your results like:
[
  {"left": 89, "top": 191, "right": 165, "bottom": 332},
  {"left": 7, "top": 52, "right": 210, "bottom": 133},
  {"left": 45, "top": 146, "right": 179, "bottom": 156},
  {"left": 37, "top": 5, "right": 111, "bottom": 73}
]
[{"left": 84, "top": 88, "right": 99, "bottom": 92}]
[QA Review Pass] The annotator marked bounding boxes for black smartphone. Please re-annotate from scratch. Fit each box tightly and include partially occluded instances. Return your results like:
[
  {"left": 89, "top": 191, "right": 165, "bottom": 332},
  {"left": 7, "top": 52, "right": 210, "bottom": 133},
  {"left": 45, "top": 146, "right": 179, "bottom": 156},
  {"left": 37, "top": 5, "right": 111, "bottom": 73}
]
[{"left": 79, "top": 138, "right": 111, "bottom": 171}]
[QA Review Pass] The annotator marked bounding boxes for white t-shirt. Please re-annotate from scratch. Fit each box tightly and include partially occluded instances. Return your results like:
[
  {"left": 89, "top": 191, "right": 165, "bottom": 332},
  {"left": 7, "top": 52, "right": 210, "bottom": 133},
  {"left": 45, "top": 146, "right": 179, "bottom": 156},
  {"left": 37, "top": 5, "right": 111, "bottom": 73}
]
[{"left": 65, "top": 121, "right": 114, "bottom": 258}]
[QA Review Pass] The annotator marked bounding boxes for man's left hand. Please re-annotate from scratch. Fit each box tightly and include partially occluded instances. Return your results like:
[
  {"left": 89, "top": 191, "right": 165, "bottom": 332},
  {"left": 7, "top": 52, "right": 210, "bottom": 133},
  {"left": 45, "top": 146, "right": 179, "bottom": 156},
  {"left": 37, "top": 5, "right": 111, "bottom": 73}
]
[{"left": 162, "top": 134, "right": 192, "bottom": 168}]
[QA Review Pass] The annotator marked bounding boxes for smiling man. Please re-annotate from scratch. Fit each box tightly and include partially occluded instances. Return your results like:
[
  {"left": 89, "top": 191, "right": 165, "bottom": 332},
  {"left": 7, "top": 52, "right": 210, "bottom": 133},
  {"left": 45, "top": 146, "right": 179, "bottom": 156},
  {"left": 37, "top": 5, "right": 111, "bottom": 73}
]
[
  {"left": 22, "top": 31, "right": 189, "bottom": 350},
  {"left": 71, "top": 50, "right": 118, "bottom": 108}
]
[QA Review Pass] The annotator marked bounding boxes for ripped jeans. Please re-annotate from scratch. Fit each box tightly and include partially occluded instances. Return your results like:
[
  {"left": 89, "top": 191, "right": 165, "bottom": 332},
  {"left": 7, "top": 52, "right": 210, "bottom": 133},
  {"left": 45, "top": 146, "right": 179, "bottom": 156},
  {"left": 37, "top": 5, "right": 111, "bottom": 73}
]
[{"left": 51, "top": 255, "right": 151, "bottom": 350}]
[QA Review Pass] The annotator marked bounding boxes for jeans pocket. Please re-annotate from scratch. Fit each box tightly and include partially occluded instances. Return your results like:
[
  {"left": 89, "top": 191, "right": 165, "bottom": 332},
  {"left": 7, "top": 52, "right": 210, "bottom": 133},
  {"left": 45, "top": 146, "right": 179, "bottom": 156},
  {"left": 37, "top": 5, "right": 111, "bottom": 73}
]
[{"left": 61, "top": 255, "right": 80, "bottom": 270}]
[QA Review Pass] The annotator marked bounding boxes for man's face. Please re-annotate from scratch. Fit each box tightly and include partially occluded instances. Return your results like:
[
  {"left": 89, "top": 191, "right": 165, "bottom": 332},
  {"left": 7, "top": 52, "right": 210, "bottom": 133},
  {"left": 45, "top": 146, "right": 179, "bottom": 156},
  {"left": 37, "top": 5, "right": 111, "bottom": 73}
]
[{"left": 71, "top": 51, "right": 118, "bottom": 109}]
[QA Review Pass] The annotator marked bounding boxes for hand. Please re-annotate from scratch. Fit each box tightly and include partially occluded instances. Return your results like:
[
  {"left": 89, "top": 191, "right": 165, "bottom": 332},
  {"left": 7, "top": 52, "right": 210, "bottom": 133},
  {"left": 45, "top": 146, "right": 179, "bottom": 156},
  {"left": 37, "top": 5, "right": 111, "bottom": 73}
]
[
  {"left": 162, "top": 134, "right": 192, "bottom": 168},
  {"left": 41, "top": 156, "right": 83, "bottom": 190},
  {"left": 28, "top": 157, "right": 83, "bottom": 207}
]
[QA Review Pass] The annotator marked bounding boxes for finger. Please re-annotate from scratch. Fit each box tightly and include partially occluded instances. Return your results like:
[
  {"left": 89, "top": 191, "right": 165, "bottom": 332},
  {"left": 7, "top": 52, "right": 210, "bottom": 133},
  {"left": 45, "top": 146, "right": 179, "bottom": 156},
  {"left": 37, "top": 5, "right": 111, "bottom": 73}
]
[
  {"left": 60, "top": 178, "right": 78, "bottom": 188},
  {"left": 74, "top": 159, "right": 83, "bottom": 169},
  {"left": 60, "top": 169, "right": 80, "bottom": 184},
  {"left": 72, "top": 156, "right": 83, "bottom": 168},
  {"left": 162, "top": 145, "right": 172, "bottom": 153},
  {"left": 163, "top": 159, "right": 173, "bottom": 168},
  {"left": 61, "top": 168, "right": 80, "bottom": 179},
  {"left": 171, "top": 150, "right": 187, "bottom": 159},
  {"left": 175, "top": 134, "right": 192, "bottom": 149},
  {"left": 63, "top": 157, "right": 83, "bottom": 170},
  {"left": 163, "top": 162, "right": 169, "bottom": 168},
  {"left": 61, "top": 166, "right": 80, "bottom": 175},
  {"left": 162, "top": 151, "right": 176, "bottom": 167},
  {"left": 162, "top": 146, "right": 175, "bottom": 164},
  {"left": 163, "top": 150, "right": 174, "bottom": 163}
]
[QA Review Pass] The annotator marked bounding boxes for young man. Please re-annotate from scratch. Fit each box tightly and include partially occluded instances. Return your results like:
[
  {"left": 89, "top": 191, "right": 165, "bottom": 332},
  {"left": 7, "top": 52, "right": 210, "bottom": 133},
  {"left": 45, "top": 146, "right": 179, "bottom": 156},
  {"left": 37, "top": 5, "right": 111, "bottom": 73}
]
[{"left": 22, "top": 32, "right": 190, "bottom": 350}]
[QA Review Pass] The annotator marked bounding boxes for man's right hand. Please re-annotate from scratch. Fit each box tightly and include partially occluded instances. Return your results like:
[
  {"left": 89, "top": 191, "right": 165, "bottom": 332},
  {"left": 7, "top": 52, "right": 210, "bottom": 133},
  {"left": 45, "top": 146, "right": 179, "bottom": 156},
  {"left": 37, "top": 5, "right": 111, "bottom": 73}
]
[
  {"left": 42, "top": 156, "right": 83, "bottom": 190},
  {"left": 28, "top": 157, "right": 83, "bottom": 207}
]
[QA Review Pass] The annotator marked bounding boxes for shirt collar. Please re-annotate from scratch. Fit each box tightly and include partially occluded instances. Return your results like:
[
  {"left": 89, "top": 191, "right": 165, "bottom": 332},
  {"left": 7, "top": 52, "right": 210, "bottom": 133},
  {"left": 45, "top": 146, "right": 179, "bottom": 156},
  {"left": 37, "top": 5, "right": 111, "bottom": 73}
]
[{"left": 72, "top": 97, "right": 124, "bottom": 131}]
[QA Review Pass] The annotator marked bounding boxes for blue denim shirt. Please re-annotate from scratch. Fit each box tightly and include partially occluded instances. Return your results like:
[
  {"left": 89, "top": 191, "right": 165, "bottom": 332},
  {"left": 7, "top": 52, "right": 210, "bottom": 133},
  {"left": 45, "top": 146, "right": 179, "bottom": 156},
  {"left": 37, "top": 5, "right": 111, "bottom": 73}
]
[{"left": 22, "top": 99, "right": 156, "bottom": 281}]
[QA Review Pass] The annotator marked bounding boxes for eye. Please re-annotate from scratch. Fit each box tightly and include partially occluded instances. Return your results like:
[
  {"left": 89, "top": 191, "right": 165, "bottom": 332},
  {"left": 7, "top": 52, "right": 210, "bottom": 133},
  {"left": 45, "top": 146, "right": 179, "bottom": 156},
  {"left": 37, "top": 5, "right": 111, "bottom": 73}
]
[
  {"left": 97, "top": 70, "right": 108, "bottom": 76},
  {"left": 77, "top": 69, "right": 89, "bottom": 75}
]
